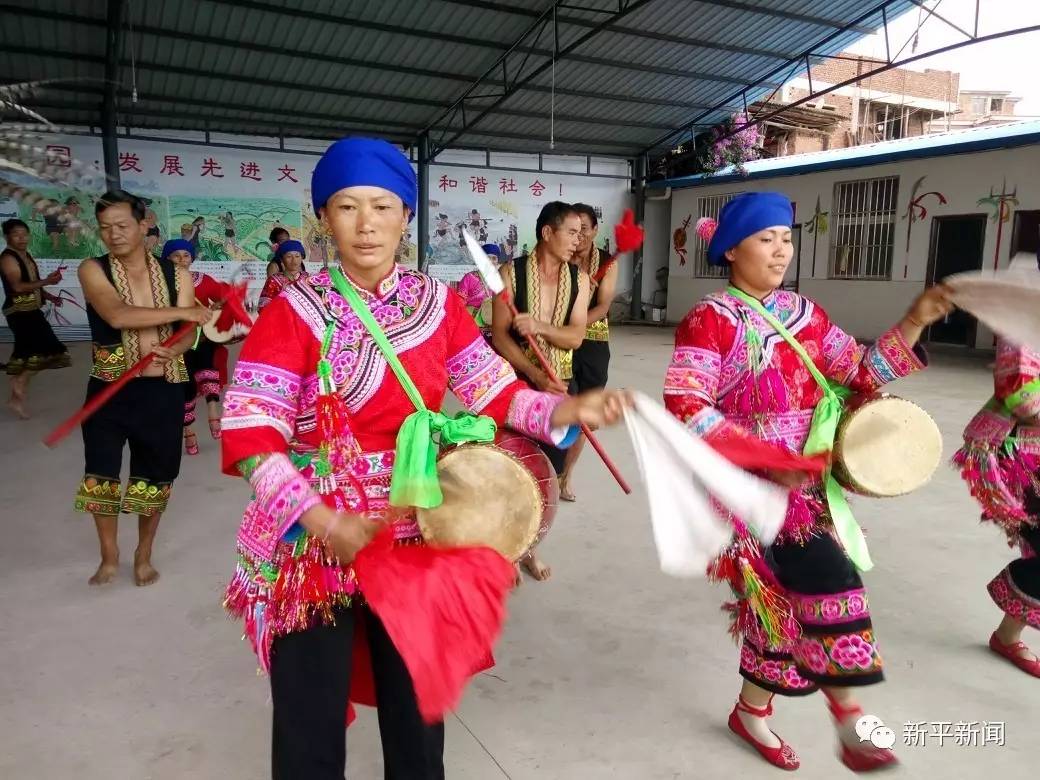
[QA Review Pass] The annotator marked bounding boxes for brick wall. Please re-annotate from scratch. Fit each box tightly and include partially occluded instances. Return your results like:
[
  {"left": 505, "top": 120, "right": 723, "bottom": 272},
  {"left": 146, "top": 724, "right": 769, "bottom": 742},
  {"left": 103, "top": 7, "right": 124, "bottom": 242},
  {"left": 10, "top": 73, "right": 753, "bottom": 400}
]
[{"left": 807, "top": 55, "right": 959, "bottom": 101}]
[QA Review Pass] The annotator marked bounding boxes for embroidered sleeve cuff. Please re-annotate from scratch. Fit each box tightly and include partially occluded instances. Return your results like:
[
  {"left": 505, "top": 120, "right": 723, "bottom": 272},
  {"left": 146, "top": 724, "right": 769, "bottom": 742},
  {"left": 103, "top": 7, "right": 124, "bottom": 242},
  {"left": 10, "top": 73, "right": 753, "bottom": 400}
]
[
  {"left": 864, "top": 326, "right": 927, "bottom": 386},
  {"left": 235, "top": 453, "right": 321, "bottom": 561},
  {"left": 506, "top": 388, "right": 573, "bottom": 446}
]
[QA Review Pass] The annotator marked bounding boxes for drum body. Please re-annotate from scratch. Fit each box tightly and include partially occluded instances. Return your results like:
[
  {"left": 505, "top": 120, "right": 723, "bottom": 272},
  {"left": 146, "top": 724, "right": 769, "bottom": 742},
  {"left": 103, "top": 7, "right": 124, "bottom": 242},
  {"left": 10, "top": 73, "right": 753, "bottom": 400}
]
[
  {"left": 833, "top": 393, "right": 942, "bottom": 497},
  {"left": 416, "top": 431, "right": 558, "bottom": 561}
]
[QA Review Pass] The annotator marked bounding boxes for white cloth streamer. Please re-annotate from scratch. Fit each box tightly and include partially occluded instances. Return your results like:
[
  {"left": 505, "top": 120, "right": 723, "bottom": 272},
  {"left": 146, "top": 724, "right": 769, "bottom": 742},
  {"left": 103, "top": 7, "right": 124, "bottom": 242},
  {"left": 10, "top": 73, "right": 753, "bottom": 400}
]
[
  {"left": 945, "top": 264, "right": 1040, "bottom": 353},
  {"left": 623, "top": 392, "right": 789, "bottom": 578}
]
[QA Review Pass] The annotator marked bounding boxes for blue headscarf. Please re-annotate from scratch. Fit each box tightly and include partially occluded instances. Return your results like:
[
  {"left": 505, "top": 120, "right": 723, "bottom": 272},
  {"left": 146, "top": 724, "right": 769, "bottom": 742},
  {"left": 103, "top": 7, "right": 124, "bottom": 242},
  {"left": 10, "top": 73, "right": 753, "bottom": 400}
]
[
  {"left": 274, "top": 239, "right": 306, "bottom": 260},
  {"left": 311, "top": 138, "right": 417, "bottom": 221},
  {"left": 481, "top": 243, "right": 501, "bottom": 258},
  {"left": 161, "top": 238, "right": 195, "bottom": 261},
  {"left": 707, "top": 192, "right": 794, "bottom": 266}
]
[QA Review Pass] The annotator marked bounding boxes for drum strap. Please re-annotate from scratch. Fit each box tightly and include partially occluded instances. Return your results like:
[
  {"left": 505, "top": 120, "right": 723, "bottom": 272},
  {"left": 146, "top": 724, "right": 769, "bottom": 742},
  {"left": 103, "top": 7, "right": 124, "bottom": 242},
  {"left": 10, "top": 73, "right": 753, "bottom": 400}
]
[
  {"left": 727, "top": 286, "right": 872, "bottom": 572},
  {"left": 328, "top": 266, "right": 497, "bottom": 509}
]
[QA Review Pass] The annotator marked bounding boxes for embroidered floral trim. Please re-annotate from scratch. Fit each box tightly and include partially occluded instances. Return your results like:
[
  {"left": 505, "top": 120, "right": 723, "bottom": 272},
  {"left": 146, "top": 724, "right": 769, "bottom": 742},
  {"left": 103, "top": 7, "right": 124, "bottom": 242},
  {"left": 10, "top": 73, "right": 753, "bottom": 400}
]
[
  {"left": 739, "top": 636, "right": 818, "bottom": 694},
  {"left": 74, "top": 475, "right": 122, "bottom": 515},
  {"left": 448, "top": 336, "right": 516, "bottom": 412},
  {"left": 988, "top": 566, "right": 1040, "bottom": 629},
  {"left": 790, "top": 588, "right": 870, "bottom": 626},
  {"left": 863, "top": 327, "right": 925, "bottom": 386},
  {"left": 222, "top": 361, "right": 303, "bottom": 442},
  {"left": 506, "top": 388, "right": 567, "bottom": 444},
  {"left": 792, "top": 627, "right": 883, "bottom": 680},
  {"left": 237, "top": 453, "right": 322, "bottom": 561},
  {"left": 122, "top": 479, "right": 173, "bottom": 517},
  {"left": 664, "top": 345, "right": 719, "bottom": 402}
]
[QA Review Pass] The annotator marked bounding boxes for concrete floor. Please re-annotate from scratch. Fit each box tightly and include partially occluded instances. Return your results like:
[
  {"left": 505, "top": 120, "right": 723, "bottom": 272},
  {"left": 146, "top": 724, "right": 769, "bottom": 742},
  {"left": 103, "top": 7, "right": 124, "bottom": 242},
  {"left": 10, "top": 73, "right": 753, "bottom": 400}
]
[{"left": 0, "top": 328, "right": 1035, "bottom": 779}]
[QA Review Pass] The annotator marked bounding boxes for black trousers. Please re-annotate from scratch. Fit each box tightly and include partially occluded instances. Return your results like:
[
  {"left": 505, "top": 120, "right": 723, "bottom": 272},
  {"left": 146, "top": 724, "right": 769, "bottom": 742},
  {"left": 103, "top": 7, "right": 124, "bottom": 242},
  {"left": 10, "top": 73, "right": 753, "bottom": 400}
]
[{"left": 270, "top": 606, "right": 445, "bottom": 780}]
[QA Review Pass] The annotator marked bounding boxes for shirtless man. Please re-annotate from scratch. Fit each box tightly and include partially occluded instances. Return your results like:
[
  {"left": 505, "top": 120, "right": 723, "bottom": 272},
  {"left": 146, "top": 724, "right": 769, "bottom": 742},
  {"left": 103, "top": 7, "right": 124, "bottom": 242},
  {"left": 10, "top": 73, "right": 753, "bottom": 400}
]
[
  {"left": 492, "top": 201, "right": 590, "bottom": 581},
  {"left": 75, "top": 190, "right": 211, "bottom": 586},
  {"left": 559, "top": 203, "right": 619, "bottom": 502}
]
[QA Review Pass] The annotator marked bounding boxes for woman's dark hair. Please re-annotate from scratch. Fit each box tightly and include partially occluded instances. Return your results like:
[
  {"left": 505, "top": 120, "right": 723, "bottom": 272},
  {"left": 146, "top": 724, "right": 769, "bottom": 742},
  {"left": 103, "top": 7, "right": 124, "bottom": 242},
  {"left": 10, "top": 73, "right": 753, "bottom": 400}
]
[
  {"left": 95, "top": 189, "right": 147, "bottom": 221},
  {"left": 571, "top": 203, "right": 598, "bottom": 228},
  {"left": 269, "top": 227, "right": 290, "bottom": 243},
  {"left": 535, "top": 201, "right": 579, "bottom": 239},
  {"left": 2, "top": 218, "right": 29, "bottom": 236}
]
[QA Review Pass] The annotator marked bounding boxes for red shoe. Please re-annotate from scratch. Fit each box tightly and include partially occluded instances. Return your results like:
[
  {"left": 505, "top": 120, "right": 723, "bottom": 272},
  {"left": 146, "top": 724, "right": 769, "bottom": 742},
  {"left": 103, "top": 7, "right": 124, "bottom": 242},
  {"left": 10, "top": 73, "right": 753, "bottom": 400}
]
[
  {"left": 209, "top": 417, "right": 222, "bottom": 440},
  {"left": 184, "top": 429, "right": 199, "bottom": 456},
  {"left": 727, "top": 694, "right": 800, "bottom": 770},
  {"left": 989, "top": 632, "right": 1040, "bottom": 677},
  {"left": 824, "top": 693, "right": 898, "bottom": 773}
]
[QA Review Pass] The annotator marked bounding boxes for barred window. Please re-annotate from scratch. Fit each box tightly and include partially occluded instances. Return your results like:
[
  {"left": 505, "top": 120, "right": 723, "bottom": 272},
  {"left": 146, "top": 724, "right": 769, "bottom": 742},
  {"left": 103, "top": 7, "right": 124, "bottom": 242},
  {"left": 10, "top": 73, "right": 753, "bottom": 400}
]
[
  {"left": 829, "top": 176, "right": 899, "bottom": 280},
  {"left": 693, "top": 192, "right": 743, "bottom": 278}
]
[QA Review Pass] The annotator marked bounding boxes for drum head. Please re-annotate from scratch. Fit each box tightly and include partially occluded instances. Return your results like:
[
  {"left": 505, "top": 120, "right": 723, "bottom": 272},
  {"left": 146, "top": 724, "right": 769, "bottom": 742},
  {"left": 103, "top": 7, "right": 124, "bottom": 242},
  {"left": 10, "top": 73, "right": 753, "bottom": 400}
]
[
  {"left": 836, "top": 396, "right": 942, "bottom": 497},
  {"left": 202, "top": 319, "right": 251, "bottom": 345},
  {"left": 416, "top": 444, "right": 542, "bottom": 561}
]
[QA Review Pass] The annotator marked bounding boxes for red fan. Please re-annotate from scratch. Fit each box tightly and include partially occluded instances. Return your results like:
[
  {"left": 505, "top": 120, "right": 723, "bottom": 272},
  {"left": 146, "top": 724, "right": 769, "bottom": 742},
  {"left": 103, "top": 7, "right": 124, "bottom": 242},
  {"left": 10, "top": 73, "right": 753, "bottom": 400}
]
[
  {"left": 351, "top": 529, "right": 515, "bottom": 723},
  {"left": 594, "top": 208, "right": 646, "bottom": 283}
]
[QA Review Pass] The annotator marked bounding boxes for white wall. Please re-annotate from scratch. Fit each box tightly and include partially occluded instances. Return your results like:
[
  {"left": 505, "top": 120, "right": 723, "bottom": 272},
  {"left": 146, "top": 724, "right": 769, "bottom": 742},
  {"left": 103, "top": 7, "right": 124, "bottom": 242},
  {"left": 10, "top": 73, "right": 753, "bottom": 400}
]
[
  {"left": 661, "top": 143, "right": 1040, "bottom": 346},
  {"left": 638, "top": 198, "right": 671, "bottom": 311}
]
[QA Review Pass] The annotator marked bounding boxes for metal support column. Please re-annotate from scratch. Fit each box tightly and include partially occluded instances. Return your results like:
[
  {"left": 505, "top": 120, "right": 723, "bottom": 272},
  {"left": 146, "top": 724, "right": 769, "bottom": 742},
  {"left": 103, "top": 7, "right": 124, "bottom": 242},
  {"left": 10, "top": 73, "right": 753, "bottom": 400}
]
[
  {"left": 629, "top": 155, "right": 646, "bottom": 321},
  {"left": 102, "top": 0, "right": 126, "bottom": 188},
  {"left": 417, "top": 133, "right": 430, "bottom": 272}
]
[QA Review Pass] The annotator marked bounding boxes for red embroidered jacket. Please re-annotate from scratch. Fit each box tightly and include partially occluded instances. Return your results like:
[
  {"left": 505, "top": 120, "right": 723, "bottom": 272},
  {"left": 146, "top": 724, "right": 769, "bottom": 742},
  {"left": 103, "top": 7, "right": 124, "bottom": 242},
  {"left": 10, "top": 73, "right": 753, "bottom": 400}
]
[
  {"left": 664, "top": 288, "right": 925, "bottom": 538},
  {"left": 221, "top": 265, "right": 575, "bottom": 670}
]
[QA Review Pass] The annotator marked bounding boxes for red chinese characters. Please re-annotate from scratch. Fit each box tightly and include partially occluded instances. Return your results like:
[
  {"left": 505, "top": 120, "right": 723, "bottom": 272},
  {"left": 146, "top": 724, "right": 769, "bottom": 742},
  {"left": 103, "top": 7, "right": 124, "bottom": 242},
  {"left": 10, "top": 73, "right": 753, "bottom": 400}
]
[
  {"left": 160, "top": 155, "right": 186, "bottom": 176},
  {"left": 118, "top": 153, "right": 143, "bottom": 173},
  {"left": 201, "top": 157, "right": 225, "bottom": 178},
  {"left": 240, "top": 162, "right": 262, "bottom": 181}
]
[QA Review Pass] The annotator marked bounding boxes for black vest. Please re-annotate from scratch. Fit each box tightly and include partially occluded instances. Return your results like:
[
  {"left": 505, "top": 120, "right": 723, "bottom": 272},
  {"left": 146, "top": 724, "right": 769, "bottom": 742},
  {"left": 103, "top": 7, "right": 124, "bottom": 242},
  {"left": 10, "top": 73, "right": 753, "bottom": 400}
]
[{"left": 85, "top": 254, "right": 181, "bottom": 345}]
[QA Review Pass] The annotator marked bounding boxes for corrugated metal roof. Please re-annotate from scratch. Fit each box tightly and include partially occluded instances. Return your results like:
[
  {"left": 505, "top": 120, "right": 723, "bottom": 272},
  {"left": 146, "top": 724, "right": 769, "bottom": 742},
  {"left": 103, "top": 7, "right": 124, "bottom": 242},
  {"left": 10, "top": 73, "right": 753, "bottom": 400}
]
[{"left": 2, "top": 0, "right": 916, "bottom": 159}]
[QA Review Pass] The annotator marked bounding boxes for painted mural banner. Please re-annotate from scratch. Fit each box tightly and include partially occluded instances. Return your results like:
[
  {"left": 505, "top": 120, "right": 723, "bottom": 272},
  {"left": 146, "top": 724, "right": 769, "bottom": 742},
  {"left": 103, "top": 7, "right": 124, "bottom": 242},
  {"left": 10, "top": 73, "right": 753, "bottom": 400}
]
[
  {"left": 2, "top": 134, "right": 629, "bottom": 336},
  {"left": 424, "top": 166, "right": 631, "bottom": 283}
]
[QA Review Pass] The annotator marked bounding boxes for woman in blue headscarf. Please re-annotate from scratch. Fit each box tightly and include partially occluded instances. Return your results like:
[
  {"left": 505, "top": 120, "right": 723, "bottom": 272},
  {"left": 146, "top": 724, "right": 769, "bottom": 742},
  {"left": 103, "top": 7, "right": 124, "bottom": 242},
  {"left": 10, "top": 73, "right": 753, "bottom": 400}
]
[
  {"left": 162, "top": 238, "right": 230, "bottom": 453},
  {"left": 220, "top": 137, "right": 629, "bottom": 779},
  {"left": 257, "top": 239, "right": 307, "bottom": 310},
  {"left": 664, "top": 192, "right": 952, "bottom": 771}
]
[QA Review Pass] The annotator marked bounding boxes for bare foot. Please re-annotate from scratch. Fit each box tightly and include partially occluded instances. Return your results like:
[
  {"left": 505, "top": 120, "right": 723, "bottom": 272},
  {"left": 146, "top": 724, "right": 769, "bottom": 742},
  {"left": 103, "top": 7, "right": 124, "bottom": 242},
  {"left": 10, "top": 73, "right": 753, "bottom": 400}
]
[
  {"left": 7, "top": 399, "right": 29, "bottom": 419},
  {"left": 7, "top": 387, "right": 29, "bottom": 419},
  {"left": 133, "top": 551, "right": 160, "bottom": 587},
  {"left": 89, "top": 561, "right": 119, "bottom": 586},
  {"left": 559, "top": 482, "right": 576, "bottom": 502},
  {"left": 520, "top": 553, "right": 552, "bottom": 582},
  {"left": 513, "top": 563, "right": 523, "bottom": 588}
]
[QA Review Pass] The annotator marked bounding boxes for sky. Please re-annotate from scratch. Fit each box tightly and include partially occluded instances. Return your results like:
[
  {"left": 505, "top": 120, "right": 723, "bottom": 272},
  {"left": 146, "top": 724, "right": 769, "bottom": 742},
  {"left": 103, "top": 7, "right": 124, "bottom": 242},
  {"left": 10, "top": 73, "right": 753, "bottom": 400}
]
[{"left": 844, "top": 0, "right": 1040, "bottom": 115}]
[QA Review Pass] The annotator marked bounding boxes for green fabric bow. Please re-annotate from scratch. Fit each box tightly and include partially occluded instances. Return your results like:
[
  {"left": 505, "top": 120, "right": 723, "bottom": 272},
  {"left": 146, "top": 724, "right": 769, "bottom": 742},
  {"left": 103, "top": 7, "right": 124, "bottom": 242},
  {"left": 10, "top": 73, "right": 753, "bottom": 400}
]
[
  {"left": 727, "top": 287, "right": 870, "bottom": 572},
  {"left": 328, "top": 266, "right": 496, "bottom": 509}
]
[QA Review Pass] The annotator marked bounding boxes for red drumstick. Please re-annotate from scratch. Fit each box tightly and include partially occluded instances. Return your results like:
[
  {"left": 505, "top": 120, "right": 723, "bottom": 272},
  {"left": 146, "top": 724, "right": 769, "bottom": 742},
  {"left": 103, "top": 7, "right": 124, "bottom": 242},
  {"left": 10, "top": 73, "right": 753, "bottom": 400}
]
[
  {"left": 43, "top": 322, "right": 198, "bottom": 448},
  {"left": 499, "top": 288, "right": 631, "bottom": 495},
  {"left": 43, "top": 278, "right": 251, "bottom": 448}
]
